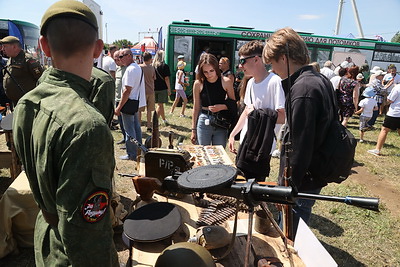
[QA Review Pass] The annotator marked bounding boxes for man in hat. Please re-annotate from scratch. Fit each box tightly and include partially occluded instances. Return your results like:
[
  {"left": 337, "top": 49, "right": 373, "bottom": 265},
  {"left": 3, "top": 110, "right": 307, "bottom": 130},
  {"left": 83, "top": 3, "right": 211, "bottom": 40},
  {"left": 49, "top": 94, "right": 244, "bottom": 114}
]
[
  {"left": 1, "top": 35, "right": 43, "bottom": 105},
  {"left": 12, "top": 1, "right": 119, "bottom": 266}
]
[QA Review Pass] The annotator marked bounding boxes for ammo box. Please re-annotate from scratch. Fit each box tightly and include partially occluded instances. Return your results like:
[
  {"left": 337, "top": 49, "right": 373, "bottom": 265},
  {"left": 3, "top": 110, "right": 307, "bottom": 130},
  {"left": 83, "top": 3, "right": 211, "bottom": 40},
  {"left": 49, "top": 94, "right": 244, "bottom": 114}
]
[{"left": 144, "top": 149, "right": 192, "bottom": 182}]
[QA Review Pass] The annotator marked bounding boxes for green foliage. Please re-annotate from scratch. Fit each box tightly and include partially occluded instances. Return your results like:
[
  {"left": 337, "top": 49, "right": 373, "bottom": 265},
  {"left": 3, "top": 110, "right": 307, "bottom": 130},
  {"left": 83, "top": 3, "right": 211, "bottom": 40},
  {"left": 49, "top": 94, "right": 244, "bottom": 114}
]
[
  {"left": 391, "top": 31, "right": 400, "bottom": 43},
  {"left": 113, "top": 39, "right": 133, "bottom": 49}
]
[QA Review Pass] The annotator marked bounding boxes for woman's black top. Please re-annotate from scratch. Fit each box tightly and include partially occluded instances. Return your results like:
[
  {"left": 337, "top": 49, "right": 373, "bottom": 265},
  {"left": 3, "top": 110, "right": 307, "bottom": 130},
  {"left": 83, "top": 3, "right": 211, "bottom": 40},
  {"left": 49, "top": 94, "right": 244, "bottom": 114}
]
[{"left": 200, "top": 77, "right": 226, "bottom": 107}]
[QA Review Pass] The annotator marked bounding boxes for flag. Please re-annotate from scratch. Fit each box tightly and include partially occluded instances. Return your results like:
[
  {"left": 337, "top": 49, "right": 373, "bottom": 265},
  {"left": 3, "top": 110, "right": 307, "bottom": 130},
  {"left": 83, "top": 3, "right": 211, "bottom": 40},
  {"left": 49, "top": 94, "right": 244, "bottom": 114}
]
[
  {"left": 158, "top": 27, "right": 163, "bottom": 50},
  {"left": 8, "top": 20, "right": 24, "bottom": 48}
]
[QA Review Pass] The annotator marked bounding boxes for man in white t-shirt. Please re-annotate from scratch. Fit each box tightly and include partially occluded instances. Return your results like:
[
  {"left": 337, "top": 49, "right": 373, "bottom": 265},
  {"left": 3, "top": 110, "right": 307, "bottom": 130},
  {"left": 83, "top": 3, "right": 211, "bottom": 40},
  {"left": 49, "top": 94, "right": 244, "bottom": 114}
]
[
  {"left": 115, "top": 48, "right": 146, "bottom": 160},
  {"left": 228, "top": 40, "right": 285, "bottom": 180},
  {"left": 368, "top": 84, "right": 400, "bottom": 156},
  {"left": 102, "top": 45, "right": 117, "bottom": 79}
]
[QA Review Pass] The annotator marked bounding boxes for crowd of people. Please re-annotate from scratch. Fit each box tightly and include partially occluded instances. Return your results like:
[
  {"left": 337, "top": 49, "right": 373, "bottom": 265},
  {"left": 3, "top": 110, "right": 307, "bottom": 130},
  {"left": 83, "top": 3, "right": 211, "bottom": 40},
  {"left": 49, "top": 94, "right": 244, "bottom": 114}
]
[
  {"left": 316, "top": 59, "right": 400, "bottom": 154},
  {"left": 1, "top": 0, "right": 400, "bottom": 265}
]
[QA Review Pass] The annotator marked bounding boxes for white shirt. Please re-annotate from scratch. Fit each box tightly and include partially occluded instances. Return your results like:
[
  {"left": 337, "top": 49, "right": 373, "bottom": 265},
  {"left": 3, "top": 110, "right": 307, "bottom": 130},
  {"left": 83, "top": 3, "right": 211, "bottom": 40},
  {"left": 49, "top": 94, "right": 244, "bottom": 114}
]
[
  {"left": 383, "top": 73, "right": 400, "bottom": 93},
  {"left": 358, "top": 97, "right": 377, "bottom": 118},
  {"left": 321, "top": 67, "right": 335, "bottom": 80},
  {"left": 240, "top": 73, "right": 286, "bottom": 153},
  {"left": 102, "top": 56, "right": 116, "bottom": 74},
  {"left": 330, "top": 76, "right": 341, "bottom": 90},
  {"left": 387, "top": 84, "right": 400, "bottom": 117},
  {"left": 122, "top": 62, "right": 146, "bottom": 108}
]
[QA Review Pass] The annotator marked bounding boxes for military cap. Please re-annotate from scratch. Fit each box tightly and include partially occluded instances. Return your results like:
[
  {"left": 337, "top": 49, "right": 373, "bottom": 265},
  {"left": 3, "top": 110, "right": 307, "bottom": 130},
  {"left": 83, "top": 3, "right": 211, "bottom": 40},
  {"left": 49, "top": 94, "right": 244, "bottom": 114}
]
[
  {"left": 0, "top": 36, "right": 20, "bottom": 44},
  {"left": 40, "top": 0, "right": 98, "bottom": 35},
  {"left": 177, "top": 55, "right": 185, "bottom": 59}
]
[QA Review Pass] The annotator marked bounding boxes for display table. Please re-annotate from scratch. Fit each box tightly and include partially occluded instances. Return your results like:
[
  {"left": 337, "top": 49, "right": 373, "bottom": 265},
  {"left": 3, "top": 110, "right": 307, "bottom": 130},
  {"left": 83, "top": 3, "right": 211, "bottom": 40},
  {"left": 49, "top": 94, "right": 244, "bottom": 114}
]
[
  {"left": 0, "top": 171, "right": 39, "bottom": 259},
  {"left": 125, "top": 192, "right": 305, "bottom": 267},
  {"left": 0, "top": 113, "right": 22, "bottom": 180}
]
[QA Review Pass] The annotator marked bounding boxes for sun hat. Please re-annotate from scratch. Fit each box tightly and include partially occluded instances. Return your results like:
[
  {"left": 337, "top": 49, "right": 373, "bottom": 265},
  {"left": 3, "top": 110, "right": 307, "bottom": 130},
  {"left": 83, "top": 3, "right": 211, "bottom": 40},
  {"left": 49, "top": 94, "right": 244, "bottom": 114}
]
[
  {"left": 374, "top": 70, "right": 386, "bottom": 76},
  {"left": 363, "top": 87, "right": 376, "bottom": 98},
  {"left": 177, "top": 61, "right": 186, "bottom": 70},
  {"left": 370, "top": 66, "right": 381, "bottom": 74},
  {"left": 356, "top": 73, "right": 364, "bottom": 80}
]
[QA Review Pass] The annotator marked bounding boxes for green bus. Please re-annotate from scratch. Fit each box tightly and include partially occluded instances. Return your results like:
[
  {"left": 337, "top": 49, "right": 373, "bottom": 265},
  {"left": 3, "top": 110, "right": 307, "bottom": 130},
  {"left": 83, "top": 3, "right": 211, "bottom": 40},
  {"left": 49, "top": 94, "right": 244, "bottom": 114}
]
[
  {"left": 0, "top": 19, "right": 40, "bottom": 57},
  {"left": 165, "top": 21, "right": 400, "bottom": 96}
]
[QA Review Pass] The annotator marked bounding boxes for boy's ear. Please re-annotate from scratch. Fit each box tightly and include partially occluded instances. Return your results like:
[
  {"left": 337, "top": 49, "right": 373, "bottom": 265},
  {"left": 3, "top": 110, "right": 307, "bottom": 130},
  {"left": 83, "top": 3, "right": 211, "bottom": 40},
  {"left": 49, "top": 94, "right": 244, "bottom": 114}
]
[
  {"left": 93, "top": 39, "right": 104, "bottom": 58},
  {"left": 39, "top": 36, "right": 51, "bottom": 57}
]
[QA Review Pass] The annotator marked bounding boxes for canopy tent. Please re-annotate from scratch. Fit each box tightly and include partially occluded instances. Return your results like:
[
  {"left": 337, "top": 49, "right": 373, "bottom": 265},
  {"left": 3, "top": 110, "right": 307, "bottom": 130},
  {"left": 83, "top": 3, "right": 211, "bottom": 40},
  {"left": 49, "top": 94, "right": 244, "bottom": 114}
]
[{"left": 131, "top": 36, "right": 158, "bottom": 56}]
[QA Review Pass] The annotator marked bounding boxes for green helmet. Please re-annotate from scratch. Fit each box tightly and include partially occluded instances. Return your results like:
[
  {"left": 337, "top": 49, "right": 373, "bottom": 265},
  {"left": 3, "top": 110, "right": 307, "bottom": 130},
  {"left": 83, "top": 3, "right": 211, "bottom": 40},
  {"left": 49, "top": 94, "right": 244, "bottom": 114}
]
[{"left": 155, "top": 242, "right": 215, "bottom": 267}]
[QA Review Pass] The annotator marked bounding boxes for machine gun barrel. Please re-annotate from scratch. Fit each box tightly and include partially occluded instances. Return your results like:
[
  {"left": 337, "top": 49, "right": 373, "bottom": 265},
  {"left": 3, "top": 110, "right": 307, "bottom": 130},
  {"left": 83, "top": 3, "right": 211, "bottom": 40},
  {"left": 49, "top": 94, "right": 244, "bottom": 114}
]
[
  {"left": 297, "top": 193, "right": 379, "bottom": 211},
  {"left": 164, "top": 175, "right": 380, "bottom": 212}
]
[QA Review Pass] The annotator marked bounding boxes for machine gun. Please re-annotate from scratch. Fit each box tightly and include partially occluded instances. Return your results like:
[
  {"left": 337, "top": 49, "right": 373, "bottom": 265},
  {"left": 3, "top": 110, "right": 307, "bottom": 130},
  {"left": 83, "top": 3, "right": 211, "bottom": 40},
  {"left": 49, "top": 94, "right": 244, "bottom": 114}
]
[
  {"left": 161, "top": 165, "right": 379, "bottom": 211},
  {"left": 129, "top": 165, "right": 379, "bottom": 267}
]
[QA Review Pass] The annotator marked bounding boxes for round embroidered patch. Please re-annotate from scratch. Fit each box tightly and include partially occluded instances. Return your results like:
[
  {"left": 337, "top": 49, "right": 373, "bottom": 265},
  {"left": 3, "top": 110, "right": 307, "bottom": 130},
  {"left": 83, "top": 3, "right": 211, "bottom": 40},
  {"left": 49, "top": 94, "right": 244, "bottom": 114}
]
[{"left": 82, "top": 191, "right": 109, "bottom": 223}]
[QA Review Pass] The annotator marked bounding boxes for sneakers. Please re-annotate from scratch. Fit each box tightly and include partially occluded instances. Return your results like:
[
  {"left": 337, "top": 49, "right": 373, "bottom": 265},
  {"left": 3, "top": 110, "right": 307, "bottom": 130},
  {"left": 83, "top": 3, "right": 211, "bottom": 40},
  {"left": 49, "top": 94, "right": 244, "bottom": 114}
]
[
  {"left": 147, "top": 127, "right": 152, "bottom": 133},
  {"left": 162, "top": 119, "right": 169, "bottom": 125},
  {"left": 179, "top": 114, "right": 187, "bottom": 118},
  {"left": 367, "top": 149, "right": 381, "bottom": 156},
  {"left": 359, "top": 139, "right": 364, "bottom": 143},
  {"left": 119, "top": 154, "right": 135, "bottom": 160}
]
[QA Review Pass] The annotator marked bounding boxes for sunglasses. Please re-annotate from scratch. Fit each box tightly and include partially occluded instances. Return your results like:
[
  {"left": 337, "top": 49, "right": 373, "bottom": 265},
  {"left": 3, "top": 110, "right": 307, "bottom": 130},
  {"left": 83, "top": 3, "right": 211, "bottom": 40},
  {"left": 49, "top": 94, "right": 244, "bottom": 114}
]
[
  {"left": 239, "top": 55, "right": 259, "bottom": 65},
  {"left": 119, "top": 54, "right": 129, "bottom": 59}
]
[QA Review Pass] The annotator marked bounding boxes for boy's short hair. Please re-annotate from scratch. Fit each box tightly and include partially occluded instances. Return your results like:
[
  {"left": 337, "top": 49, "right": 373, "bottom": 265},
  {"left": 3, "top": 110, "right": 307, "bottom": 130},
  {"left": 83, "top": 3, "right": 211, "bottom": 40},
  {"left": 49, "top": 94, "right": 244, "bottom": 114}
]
[
  {"left": 46, "top": 17, "right": 98, "bottom": 56},
  {"left": 263, "top": 27, "right": 309, "bottom": 65},
  {"left": 238, "top": 40, "right": 264, "bottom": 57},
  {"left": 143, "top": 52, "right": 152, "bottom": 62}
]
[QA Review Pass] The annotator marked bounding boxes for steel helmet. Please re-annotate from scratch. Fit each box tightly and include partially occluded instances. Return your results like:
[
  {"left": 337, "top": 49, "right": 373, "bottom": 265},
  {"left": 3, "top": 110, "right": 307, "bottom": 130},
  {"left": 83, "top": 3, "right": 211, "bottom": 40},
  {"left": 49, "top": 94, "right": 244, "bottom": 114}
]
[{"left": 155, "top": 242, "right": 215, "bottom": 267}]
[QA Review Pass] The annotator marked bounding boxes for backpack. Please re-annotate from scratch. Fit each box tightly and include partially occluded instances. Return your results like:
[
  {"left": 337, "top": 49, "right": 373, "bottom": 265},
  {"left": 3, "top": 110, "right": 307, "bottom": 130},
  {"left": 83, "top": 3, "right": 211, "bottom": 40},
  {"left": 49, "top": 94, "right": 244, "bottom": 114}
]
[
  {"left": 308, "top": 119, "right": 357, "bottom": 184},
  {"left": 286, "top": 70, "right": 357, "bottom": 185},
  {"left": 308, "top": 74, "right": 357, "bottom": 184}
]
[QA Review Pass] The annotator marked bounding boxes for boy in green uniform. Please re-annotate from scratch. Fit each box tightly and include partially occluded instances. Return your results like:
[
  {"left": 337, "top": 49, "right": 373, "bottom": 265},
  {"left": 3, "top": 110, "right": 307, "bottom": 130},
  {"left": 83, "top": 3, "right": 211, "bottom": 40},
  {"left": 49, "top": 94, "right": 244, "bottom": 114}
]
[{"left": 12, "top": 1, "right": 119, "bottom": 266}]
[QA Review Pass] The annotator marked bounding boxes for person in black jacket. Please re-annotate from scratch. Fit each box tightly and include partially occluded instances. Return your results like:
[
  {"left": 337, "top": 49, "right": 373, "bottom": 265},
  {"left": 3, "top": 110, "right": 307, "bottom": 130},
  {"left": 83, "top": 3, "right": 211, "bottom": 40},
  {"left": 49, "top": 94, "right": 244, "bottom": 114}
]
[{"left": 263, "top": 27, "right": 337, "bottom": 236}]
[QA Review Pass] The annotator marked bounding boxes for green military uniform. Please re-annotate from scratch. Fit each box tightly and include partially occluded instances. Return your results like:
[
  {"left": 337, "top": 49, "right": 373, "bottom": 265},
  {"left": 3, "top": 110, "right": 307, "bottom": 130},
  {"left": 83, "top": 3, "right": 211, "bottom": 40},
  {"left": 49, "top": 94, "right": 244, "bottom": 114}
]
[
  {"left": 13, "top": 68, "right": 119, "bottom": 266},
  {"left": 39, "top": 66, "right": 116, "bottom": 125},
  {"left": 2, "top": 49, "right": 43, "bottom": 103},
  {"left": 90, "top": 66, "right": 116, "bottom": 125}
]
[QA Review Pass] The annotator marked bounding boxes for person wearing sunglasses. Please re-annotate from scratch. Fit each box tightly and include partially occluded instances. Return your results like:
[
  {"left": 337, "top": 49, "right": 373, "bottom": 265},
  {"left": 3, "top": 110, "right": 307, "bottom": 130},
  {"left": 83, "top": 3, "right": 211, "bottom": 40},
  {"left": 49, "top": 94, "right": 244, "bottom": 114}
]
[
  {"left": 228, "top": 40, "right": 285, "bottom": 181},
  {"left": 191, "top": 53, "right": 236, "bottom": 147}
]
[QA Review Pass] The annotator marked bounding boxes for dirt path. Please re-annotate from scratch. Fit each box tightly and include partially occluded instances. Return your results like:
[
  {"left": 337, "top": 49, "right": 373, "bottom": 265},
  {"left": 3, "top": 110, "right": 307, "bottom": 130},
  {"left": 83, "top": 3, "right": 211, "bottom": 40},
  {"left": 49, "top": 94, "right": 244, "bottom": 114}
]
[{"left": 349, "top": 166, "right": 400, "bottom": 217}]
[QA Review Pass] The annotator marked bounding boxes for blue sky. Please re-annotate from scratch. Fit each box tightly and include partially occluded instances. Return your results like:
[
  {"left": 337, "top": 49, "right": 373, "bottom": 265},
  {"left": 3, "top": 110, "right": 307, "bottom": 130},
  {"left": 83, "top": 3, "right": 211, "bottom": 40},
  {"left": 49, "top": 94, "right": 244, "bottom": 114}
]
[{"left": 1, "top": 0, "right": 399, "bottom": 44}]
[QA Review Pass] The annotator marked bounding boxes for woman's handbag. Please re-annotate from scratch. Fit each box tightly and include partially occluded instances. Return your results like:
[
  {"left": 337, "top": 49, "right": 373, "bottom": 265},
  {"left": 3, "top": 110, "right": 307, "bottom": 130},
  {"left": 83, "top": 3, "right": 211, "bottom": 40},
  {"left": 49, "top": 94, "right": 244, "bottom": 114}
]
[
  {"left": 209, "top": 112, "right": 231, "bottom": 129},
  {"left": 120, "top": 71, "right": 143, "bottom": 115},
  {"left": 203, "top": 82, "right": 232, "bottom": 130}
]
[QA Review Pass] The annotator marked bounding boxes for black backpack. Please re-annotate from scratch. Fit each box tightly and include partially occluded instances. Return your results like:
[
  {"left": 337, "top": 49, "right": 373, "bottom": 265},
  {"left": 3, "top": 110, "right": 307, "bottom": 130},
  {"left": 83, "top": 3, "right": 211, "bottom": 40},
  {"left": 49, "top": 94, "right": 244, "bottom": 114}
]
[
  {"left": 286, "top": 71, "right": 357, "bottom": 185},
  {"left": 308, "top": 75, "right": 357, "bottom": 184},
  {"left": 308, "top": 118, "right": 357, "bottom": 184}
]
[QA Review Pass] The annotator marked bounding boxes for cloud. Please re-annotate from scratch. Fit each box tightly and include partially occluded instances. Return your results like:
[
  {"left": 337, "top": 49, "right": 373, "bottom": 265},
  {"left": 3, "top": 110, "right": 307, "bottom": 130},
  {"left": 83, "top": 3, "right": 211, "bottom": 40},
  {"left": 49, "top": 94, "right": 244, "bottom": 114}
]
[{"left": 298, "top": 14, "right": 322, "bottom": 20}]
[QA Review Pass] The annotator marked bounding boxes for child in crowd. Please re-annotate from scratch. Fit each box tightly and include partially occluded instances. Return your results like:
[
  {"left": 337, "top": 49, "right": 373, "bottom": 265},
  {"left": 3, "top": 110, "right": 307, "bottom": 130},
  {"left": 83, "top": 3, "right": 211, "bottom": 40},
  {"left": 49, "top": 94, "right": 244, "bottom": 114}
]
[
  {"left": 170, "top": 60, "right": 188, "bottom": 117},
  {"left": 354, "top": 87, "right": 378, "bottom": 142}
]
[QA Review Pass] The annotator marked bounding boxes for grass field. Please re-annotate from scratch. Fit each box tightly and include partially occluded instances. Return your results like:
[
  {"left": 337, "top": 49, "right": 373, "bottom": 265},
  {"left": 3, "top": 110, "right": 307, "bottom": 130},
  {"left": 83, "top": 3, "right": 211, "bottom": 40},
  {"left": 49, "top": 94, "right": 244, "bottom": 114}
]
[{"left": 1, "top": 101, "right": 399, "bottom": 266}]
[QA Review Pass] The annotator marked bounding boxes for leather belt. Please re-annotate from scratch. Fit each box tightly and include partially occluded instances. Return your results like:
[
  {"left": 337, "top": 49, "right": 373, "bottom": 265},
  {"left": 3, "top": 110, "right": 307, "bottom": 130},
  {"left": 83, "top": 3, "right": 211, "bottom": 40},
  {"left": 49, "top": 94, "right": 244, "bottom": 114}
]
[{"left": 42, "top": 209, "right": 59, "bottom": 227}]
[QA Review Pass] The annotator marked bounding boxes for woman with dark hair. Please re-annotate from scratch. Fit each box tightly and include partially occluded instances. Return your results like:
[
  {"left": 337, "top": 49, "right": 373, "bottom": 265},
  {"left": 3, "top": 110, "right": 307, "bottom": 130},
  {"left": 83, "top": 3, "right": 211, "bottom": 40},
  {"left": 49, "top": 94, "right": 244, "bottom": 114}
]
[
  {"left": 337, "top": 66, "right": 360, "bottom": 127},
  {"left": 191, "top": 53, "right": 236, "bottom": 147}
]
